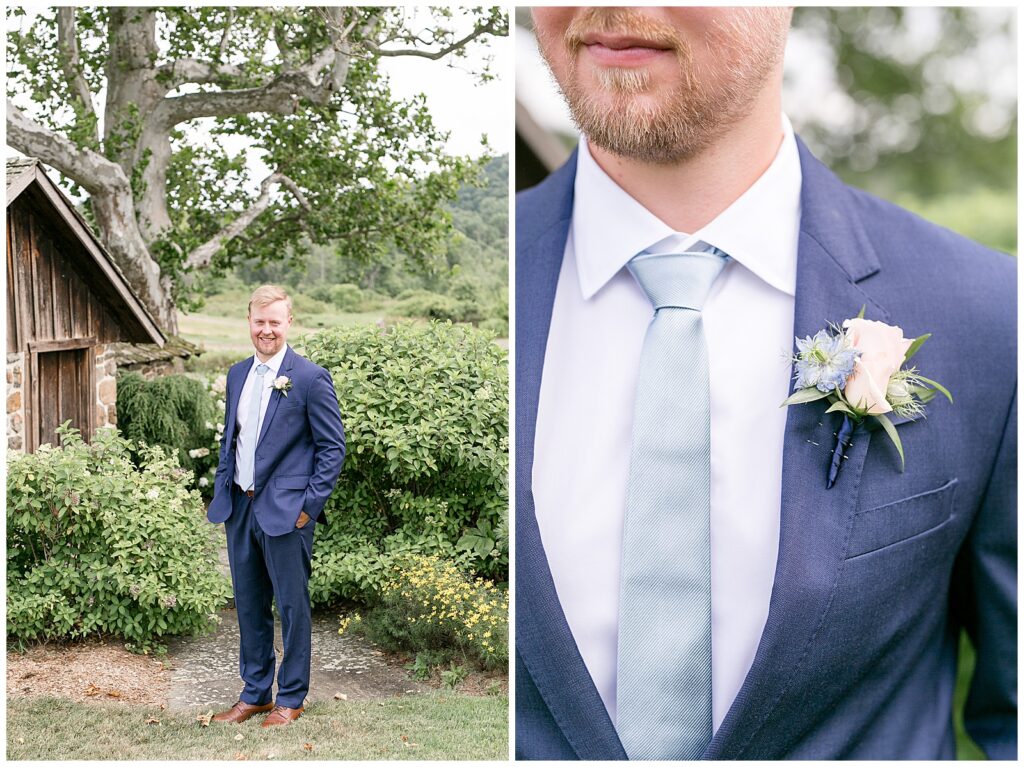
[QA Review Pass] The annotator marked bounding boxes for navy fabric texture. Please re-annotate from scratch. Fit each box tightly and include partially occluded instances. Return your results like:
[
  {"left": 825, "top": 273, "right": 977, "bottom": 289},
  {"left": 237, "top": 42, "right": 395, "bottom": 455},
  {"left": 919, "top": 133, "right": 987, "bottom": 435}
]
[
  {"left": 209, "top": 344, "right": 346, "bottom": 707},
  {"left": 208, "top": 345, "right": 346, "bottom": 536},
  {"left": 514, "top": 140, "right": 1017, "bottom": 760},
  {"left": 225, "top": 485, "right": 316, "bottom": 709}
]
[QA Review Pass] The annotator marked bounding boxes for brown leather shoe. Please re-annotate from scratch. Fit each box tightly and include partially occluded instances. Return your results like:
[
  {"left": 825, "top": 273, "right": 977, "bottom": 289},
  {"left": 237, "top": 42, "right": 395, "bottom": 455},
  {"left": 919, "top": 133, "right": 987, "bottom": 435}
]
[
  {"left": 260, "top": 705, "right": 304, "bottom": 727},
  {"left": 211, "top": 700, "right": 274, "bottom": 723}
]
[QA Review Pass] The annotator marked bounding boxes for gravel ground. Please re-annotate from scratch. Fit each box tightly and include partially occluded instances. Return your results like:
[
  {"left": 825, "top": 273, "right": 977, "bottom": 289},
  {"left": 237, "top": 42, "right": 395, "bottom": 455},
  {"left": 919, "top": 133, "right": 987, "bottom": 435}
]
[{"left": 7, "top": 639, "right": 171, "bottom": 706}]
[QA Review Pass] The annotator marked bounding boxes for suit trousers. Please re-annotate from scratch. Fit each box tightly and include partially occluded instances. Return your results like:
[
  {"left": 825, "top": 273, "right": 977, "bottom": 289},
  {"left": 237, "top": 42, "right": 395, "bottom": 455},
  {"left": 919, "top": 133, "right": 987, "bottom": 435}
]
[{"left": 225, "top": 484, "right": 316, "bottom": 709}]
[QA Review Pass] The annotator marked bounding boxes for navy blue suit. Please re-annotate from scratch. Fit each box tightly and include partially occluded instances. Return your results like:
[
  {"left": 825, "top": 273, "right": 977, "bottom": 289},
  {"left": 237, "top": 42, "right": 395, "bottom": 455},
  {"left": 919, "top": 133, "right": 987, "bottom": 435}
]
[
  {"left": 515, "top": 142, "right": 1016, "bottom": 759},
  {"left": 209, "top": 345, "right": 346, "bottom": 708}
]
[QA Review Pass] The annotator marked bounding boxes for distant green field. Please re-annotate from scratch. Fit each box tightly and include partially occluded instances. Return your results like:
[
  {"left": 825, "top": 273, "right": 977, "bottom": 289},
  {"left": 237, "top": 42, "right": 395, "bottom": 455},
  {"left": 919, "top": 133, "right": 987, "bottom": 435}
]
[
  {"left": 178, "top": 287, "right": 401, "bottom": 362},
  {"left": 178, "top": 310, "right": 387, "bottom": 357}
]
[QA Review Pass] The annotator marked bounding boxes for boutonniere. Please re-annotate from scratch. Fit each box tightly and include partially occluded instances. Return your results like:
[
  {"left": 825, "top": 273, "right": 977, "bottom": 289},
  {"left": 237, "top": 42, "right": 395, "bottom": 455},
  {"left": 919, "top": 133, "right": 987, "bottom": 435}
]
[
  {"left": 782, "top": 309, "right": 952, "bottom": 488},
  {"left": 272, "top": 375, "right": 292, "bottom": 397}
]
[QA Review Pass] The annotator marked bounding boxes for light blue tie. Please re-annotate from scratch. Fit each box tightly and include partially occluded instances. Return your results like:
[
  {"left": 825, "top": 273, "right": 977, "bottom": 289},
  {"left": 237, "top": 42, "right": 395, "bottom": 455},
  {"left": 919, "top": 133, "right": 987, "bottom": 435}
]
[
  {"left": 238, "top": 363, "right": 269, "bottom": 491},
  {"left": 617, "top": 242, "right": 728, "bottom": 761}
]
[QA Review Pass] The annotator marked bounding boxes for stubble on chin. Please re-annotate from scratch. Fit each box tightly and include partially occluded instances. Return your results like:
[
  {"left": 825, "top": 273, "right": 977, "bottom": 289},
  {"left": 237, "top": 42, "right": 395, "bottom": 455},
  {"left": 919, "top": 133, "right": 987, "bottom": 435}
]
[{"left": 540, "top": 8, "right": 788, "bottom": 165}]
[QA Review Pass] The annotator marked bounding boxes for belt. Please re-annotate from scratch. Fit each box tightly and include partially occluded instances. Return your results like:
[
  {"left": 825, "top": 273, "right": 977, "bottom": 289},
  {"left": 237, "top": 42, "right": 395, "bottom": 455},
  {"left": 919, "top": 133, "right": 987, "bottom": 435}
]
[{"left": 235, "top": 484, "right": 254, "bottom": 498}]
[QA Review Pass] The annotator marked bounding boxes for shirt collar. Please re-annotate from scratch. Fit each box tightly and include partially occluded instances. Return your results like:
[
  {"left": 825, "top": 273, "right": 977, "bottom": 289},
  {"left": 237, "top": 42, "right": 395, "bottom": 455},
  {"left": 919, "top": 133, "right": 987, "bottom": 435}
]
[
  {"left": 250, "top": 345, "right": 288, "bottom": 379},
  {"left": 571, "top": 114, "right": 801, "bottom": 300}
]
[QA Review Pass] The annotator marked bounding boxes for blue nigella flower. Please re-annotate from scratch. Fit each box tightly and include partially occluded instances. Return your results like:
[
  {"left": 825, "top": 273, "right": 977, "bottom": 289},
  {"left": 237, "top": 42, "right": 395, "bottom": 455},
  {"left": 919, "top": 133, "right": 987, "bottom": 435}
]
[{"left": 794, "top": 329, "right": 859, "bottom": 393}]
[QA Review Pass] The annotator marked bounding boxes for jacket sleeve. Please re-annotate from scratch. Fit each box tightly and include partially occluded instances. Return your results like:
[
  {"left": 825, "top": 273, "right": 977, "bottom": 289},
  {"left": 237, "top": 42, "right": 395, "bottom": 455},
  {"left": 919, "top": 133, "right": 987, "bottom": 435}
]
[
  {"left": 214, "top": 375, "right": 234, "bottom": 490},
  {"left": 303, "top": 367, "right": 346, "bottom": 522},
  {"left": 956, "top": 389, "right": 1016, "bottom": 759}
]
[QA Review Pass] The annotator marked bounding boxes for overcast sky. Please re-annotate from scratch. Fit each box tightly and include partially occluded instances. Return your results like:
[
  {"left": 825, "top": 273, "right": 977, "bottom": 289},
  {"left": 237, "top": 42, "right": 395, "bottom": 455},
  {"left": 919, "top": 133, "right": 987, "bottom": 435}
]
[{"left": 383, "top": 20, "right": 510, "bottom": 158}]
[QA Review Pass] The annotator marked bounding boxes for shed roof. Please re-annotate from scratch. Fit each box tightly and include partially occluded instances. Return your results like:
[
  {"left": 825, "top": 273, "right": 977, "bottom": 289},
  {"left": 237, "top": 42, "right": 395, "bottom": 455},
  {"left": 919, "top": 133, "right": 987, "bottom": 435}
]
[
  {"left": 108, "top": 335, "right": 202, "bottom": 367},
  {"left": 6, "top": 157, "right": 165, "bottom": 346}
]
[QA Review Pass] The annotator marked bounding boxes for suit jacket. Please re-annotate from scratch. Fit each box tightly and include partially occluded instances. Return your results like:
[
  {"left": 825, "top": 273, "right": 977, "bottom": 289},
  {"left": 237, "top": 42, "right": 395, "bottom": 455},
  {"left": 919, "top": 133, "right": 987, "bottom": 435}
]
[
  {"left": 208, "top": 345, "right": 346, "bottom": 537},
  {"left": 515, "top": 140, "right": 1017, "bottom": 760}
]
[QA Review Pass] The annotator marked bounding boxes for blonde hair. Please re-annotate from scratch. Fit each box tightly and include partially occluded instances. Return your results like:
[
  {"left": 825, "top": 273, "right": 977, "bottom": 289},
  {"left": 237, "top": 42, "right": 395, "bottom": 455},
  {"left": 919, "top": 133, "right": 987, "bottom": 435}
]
[{"left": 248, "top": 284, "right": 292, "bottom": 315}]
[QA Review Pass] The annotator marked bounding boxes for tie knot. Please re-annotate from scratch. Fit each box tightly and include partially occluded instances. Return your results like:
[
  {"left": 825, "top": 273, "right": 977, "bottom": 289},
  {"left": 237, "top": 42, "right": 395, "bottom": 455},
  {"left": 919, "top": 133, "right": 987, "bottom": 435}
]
[
  {"left": 256, "top": 364, "right": 269, "bottom": 377},
  {"left": 628, "top": 243, "right": 728, "bottom": 312}
]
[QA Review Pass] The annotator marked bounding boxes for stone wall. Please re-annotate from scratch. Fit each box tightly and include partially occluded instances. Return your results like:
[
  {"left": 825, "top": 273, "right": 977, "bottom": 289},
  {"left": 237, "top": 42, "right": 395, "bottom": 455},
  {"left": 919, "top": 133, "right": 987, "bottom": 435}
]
[
  {"left": 95, "top": 344, "right": 117, "bottom": 429},
  {"left": 7, "top": 352, "right": 24, "bottom": 451}
]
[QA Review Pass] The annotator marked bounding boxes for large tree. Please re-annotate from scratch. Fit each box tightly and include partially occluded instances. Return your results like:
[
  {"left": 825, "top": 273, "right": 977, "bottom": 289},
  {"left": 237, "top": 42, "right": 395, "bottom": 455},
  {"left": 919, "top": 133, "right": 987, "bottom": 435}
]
[{"left": 6, "top": 6, "right": 507, "bottom": 331}]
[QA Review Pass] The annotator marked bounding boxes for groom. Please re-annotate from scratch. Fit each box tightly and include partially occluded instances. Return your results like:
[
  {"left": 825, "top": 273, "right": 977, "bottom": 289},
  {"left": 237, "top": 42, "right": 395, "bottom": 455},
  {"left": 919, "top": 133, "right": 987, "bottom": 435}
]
[
  {"left": 208, "top": 285, "right": 346, "bottom": 726},
  {"left": 517, "top": 7, "right": 1015, "bottom": 760}
]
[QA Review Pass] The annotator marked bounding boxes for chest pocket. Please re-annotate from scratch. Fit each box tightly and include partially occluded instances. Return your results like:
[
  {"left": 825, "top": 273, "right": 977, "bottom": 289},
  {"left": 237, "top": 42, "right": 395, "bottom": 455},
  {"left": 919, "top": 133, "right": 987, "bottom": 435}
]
[{"left": 845, "top": 478, "right": 958, "bottom": 560}]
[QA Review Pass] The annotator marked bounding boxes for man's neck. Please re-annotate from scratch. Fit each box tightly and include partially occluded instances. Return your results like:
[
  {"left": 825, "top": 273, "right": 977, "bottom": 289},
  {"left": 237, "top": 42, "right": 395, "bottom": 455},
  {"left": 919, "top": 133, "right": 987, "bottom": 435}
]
[
  {"left": 255, "top": 346, "right": 285, "bottom": 365},
  {"left": 588, "top": 91, "right": 785, "bottom": 234}
]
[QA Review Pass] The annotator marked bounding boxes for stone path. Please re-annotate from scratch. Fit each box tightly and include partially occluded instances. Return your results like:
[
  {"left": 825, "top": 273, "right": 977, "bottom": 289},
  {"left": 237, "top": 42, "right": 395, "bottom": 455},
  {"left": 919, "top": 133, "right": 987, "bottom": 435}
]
[
  {"left": 164, "top": 540, "right": 428, "bottom": 711},
  {"left": 165, "top": 608, "right": 426, "bottom": 711}
]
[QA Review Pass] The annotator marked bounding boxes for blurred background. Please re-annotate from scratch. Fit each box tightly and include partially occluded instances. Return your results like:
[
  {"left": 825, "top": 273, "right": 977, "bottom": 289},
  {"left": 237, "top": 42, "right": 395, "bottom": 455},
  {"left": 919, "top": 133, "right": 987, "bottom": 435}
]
[{"left": 516, "top": 7, "right": 1017, "bottom": 255}]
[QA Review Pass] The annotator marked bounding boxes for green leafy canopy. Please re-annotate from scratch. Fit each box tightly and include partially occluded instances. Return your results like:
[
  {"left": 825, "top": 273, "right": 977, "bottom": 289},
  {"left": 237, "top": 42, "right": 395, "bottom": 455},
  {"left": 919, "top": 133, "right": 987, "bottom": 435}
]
[{"left": 6, "top": 7, "right": 509, "bottom": 310}]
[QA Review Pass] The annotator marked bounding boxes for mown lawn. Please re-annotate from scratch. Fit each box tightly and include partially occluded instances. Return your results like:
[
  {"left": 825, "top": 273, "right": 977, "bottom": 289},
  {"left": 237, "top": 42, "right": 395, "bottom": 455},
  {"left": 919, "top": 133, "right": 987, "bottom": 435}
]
[
  {"left": 6, "top": 692, "right": 508, "bottom": 761},
  {"left": 177, "top": 308, "right": 386, "bottom": 357}
]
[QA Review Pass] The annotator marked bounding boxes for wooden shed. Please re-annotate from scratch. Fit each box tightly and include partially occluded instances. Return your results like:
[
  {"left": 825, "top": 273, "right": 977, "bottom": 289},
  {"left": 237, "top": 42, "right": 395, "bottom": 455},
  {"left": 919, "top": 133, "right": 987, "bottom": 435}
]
[{"left": 6, "top": 157, "right": 165, "bottom": 452}]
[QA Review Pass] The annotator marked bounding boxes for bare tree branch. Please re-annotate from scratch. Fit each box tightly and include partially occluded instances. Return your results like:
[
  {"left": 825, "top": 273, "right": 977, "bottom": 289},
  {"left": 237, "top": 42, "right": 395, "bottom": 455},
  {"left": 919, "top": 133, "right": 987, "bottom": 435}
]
[
  {"left": 8, "top": 100, "right": 172, "bottom": 328},
  {"left": 235, "top": 212, "right": 303, "bottom": 249},
  {"left": 218, "top": 9, "right": 234, "bottom": 59},
  {"left": 6, "top": 101, "right": 127, "bottom": 195},
  {"left": 184, "top": 172, "right": 311, "bottom": 270},
  {"left": 156, "top": 44, "right": 345, "bottom": 125},
  {"left": 362, "top": 19, "right": 498, "bottom": 59},
  {"left": 157, "top": 58, "right": 246, "bottom": 87},
  {"left": 55, "top": 8, "right": 97, "bottom": 137}
]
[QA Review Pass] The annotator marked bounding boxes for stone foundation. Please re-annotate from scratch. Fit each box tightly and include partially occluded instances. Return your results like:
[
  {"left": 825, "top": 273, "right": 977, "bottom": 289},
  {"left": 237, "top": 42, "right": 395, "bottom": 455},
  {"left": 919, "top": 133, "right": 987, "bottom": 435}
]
[
  {"left": 95, "top": 344, "right": 117, "bottom": 428},
  {"left": 7, "top": 351, "right": 24, "bottom": 451}
]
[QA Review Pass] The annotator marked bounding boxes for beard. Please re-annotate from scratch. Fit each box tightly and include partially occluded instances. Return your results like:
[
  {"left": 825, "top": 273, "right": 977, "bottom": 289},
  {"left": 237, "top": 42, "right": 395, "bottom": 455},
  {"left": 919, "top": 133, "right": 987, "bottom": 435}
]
[{"left": 539, "top": 8, "right": 789, "bottom": 164}]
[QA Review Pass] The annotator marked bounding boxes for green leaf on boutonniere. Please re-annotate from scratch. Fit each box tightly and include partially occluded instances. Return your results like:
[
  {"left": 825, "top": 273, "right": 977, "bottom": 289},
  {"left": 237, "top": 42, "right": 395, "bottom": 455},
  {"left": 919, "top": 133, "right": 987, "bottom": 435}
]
[
  {"left": 872, "top": 412, "right": 905, "bottom": 471},
  {"left": 914, "top": 374, "right": 953, "bottom": 404},
  {"left": 909, "top": 385, "right": 938, "bottom": 404},
  {"left": 826, "top": 400, "right": 855, "bottom": 415},
  {"left": 781, "top": 387, "right": 831, "bottom": 407},
  {"left": 903, "top": 333, "right": 931, "bottom": 364},
  {"left": 856, "top": 304, "right": 866, "bottom": 319}
]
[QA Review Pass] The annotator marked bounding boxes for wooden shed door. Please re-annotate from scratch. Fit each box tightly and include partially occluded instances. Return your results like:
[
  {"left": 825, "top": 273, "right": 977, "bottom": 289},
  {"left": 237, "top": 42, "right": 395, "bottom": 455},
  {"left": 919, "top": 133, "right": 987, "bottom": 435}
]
[{"left": 35, "top": 348, "right": 93, "bottom": 447}]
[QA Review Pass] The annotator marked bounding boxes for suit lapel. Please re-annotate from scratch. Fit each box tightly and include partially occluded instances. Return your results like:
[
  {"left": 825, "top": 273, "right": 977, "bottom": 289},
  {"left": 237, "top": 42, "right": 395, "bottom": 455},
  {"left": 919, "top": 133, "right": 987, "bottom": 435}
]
[
  {"left": 516, "top": 155, "right": 629, "bottom": 760},
  {"left": 706, "top": 139, "right": 896, "bottom": 758},
  {"left": 256, "top": 345, "right": 294, "bottom": 447}
]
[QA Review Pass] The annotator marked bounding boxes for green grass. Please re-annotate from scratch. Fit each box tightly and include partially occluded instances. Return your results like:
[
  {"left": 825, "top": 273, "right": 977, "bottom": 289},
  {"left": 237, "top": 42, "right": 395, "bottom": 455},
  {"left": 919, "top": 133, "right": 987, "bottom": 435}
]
[
  {"left": 6, "top": 692, "right": 508, "bottom": 760},
  {"left": 178, "top": 309, "right": 386, "bottom": 358}
]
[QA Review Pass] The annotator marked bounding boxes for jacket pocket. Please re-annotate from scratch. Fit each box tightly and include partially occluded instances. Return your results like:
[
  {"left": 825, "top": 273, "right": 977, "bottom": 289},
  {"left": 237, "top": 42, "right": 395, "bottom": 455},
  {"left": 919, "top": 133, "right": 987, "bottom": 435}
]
[
  {"left": 275, "top": 474, "right": 310, "bottom": 490},
  {"left": 846, "top": 478, "right": 958, "bottom": 559}
]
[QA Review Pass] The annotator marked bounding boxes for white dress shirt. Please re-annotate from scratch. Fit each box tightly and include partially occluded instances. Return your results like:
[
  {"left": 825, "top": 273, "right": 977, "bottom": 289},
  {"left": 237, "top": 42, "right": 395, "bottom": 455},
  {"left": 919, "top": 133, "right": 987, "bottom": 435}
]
[
  {"left": 532, "top": 117, "right": 801, "bottom": 730},
  {"left": 234, "top": 345, "right": 287, "bottom": 489}
]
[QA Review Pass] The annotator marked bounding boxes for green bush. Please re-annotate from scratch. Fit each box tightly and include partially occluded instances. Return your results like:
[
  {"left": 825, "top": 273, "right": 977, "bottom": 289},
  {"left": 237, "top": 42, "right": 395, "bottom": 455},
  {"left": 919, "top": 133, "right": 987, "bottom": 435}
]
[
  {"left": 116, "top": 372, "right": 221, "bottom": 495},
  {"left": 392, "top": 289, "right": 485, "bottom": 325},
  {"left": 330, "top": 283, "right": 365, "bottom": 312},
  {"left": 290, "top": 292, "right": 332, "bottom": 317},
  {"left": 301, "top": 321, "right": 508, "bottom": 603},
  {"left": 7, "top": 424, "right": 231, "bottom": 651},
  {"left": 478, "top": 317, "right": 509, "bottom": 339},
  {"left": 307, "top": 283, "right": 367, "bottom": 312},
  {"left": 339, "top": 555, "right": 508, "bottom": 671},
  {"left": 359, "top": 289, "right": 387, "bottom": 312}
]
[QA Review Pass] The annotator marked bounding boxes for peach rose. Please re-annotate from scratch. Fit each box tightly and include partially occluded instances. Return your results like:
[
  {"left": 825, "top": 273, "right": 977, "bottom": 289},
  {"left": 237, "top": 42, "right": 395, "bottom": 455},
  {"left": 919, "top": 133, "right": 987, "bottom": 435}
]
[{"left": 842, "top": 318, "right": 914, "bottom": 415}]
